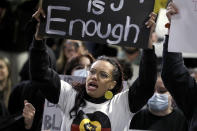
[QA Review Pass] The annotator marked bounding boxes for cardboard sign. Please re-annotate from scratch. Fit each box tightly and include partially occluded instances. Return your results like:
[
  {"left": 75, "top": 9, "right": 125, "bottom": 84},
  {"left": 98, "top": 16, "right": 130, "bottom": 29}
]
[
  {"left": 39, "top": 0, "right": 155, "bottom": 48},
  {"left": 41, "top": 100, "right": 62, "bottom": 131}
]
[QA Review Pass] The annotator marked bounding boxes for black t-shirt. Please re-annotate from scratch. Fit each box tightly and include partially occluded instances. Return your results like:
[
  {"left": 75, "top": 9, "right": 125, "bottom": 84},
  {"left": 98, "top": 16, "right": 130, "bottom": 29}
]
[{"left": 130, "top": 108, "right": 188, "bottom": 131}]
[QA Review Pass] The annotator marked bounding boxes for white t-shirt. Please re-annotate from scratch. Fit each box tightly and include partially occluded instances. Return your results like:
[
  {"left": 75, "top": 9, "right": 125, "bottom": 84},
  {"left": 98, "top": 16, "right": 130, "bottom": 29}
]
[{"left": 58, "top": 80, "right": 134, "bottom": 131}]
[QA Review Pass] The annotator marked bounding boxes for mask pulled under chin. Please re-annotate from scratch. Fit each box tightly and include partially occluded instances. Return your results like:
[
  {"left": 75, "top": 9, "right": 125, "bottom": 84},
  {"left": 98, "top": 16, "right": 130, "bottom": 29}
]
[
  {"left": 147, "top": 93, "right": 169, "bottom": 112},
  {"left": 72, "top": 68, "right": 88, "bottom": 77}
]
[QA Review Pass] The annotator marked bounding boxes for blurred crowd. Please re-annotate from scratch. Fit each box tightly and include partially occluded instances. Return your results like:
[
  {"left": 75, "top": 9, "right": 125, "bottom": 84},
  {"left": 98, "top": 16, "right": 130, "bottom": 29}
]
[{"left": 0, "top": 0, "right": 197, "bottom": 131}]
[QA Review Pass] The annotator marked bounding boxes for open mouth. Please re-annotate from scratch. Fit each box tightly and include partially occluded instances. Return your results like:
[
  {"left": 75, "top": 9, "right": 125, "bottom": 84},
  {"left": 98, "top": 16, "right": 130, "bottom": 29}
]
[{"left": 87, "top": 81, "right": 98, "bottom": 91}]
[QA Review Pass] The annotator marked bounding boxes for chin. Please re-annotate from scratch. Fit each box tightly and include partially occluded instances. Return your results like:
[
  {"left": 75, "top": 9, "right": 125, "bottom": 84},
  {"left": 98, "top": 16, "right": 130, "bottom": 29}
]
[
  {"left": 87, "top": 91, "right": 95, "bottom": 97},
  {"left": 86, "top": 90, "right": 97, "bottom": 98},
  {"left": 86, "top": 88, "right": 92, "bottom": 95}
]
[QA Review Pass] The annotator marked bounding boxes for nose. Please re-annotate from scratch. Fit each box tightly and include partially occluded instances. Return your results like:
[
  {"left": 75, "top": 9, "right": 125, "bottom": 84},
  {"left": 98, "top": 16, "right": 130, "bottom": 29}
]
[
  {"left": 91, "top": 73, "right": 97, "bottom": 80},
  {"left": 89, "top": 72, "right": 97, "bottom": 80}
]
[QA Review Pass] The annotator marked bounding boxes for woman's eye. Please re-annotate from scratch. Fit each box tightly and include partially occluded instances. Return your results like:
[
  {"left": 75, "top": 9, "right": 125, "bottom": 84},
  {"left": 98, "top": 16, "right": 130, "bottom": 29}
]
[
  {"left": 89, "top": 69, "right": 96, "bottom": 75},
  {"left": 100, "top": 72, "right": 109, "bottom": 78}
]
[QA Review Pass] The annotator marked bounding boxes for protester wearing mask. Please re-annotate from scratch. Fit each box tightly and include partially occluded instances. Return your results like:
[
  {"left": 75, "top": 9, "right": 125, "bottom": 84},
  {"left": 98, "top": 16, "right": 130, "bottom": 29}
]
[
  {"left": 64, "top": 53, "right": 95, "bottom": 77},
  {"left": 130, "top": 76, "right": 188, "bottom": 131}
]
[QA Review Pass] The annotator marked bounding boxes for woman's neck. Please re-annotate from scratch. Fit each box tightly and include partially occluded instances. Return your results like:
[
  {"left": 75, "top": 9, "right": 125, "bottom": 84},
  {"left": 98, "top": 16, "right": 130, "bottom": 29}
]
[{"left": 84, "top": 91, "right": 107, "bottom": 104}]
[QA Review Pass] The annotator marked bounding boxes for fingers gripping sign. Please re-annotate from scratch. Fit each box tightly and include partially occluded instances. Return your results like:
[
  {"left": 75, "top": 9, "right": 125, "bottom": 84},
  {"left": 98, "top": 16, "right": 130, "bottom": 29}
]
[
  {"left": 145, "top": 12, "right": 157, "bottom": 28},
  {"left": 32, "top": 8, "right": 46, "bottom": 22},
  {"left": 166, "top": 2, "right": 179, "bottom": 22},
  {"left": 32, "top": 8, "right": 46, "bottom": 40},
  {"left": 145, "top": 12, "right": 157, "bottom": 49}
]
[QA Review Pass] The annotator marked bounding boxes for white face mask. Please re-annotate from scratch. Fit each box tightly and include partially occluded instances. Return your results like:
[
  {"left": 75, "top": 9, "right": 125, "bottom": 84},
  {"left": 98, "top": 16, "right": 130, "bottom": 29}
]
[
  {"left": 72, "top": 68, "right": 88, "bottom": 77},
  {"left": 147, "top": 93, "right": 169, "bottom": 112}
]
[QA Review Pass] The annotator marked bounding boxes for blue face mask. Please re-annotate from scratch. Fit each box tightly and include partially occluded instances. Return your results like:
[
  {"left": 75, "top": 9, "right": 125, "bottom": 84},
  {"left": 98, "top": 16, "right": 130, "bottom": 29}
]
[
  {"left": 147, "top": 93, "right": 169, "bottom": 112},
  {"left": 72, "top": 68, "right": 88, "bottom": 77}
]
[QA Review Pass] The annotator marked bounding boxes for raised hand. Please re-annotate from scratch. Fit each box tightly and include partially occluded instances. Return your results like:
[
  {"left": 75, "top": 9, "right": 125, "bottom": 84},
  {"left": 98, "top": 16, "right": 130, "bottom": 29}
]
[
  {"left": 32, "top": 8, "right": 46, "bottom": 40},
  {"left": 145, "top": 12, "right": 157, "bottom": 49},
  {"left": 166, "top": 2, "right": 179, "bottom": 22},
  {"left": 23, "top": 100, "right": 36, "bottom": 129}
]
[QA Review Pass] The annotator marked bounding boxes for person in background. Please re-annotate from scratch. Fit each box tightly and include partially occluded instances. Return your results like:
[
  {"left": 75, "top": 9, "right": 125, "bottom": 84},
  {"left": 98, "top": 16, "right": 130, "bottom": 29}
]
[
  {"left": 117, "top": 59, "right": 133, "bottom": 91},
  {"left": 8, "top": 46, "right": 56, "bottom": 131},
  {"left": 130, "top": 76, "right": 188, "bottom": 131},
  {"left": 122, "top": 47, "right": 140, "bottom": 63},
  {"left": 0, "top": 99, "right": 35, "bottom": 131},
  {"left": 0, "top": 56, "right": 11, "bottom": 116},
  {"left": 120, "top": 47, "right": 141, "bottom": 85},
  {"left": 0, "top": 0, "right": 15, "bottom": 52},
  {"left": 8, "top": 13, "right": 57, "bottom": 131},
  {"left": 161, "top": 2, "right": 197, "bottom": 131},
  {"left": 189, "top": 68, "right": 197, "bottom": 82},
  {"left": 64, "top": 53, "right": 95, "bottom": 77},
  {"left": 56, "top": 39, "right": 87, "bottom": 74}
]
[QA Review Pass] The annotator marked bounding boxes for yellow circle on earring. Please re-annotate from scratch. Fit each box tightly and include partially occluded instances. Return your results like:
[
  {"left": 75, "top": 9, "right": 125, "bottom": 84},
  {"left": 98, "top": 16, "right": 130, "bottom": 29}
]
[{"left": 105, "top": 91, "right": 113, "bottom": 100}]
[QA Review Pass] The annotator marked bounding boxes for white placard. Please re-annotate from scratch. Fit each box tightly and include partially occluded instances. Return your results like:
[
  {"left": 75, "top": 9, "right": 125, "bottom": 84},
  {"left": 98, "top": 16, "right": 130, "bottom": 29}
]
[
  {"left": 168, "top": 0, "right": 197, "bottom": 53},
  {"left": 41, "top": 100, "right": 62, "bottom": 131}
]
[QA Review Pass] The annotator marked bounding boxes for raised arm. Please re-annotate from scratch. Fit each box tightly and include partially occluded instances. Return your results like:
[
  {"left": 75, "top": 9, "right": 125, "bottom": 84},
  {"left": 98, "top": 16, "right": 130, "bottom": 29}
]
[
  {"left": 128, "top": 12, "right": 157, "bottom": 113},
  {"left": 29, "top": 8, "right": 60, "bottom": 104},
  {"left": 161, "top": 2, "right": 197, "bottom": 119},
  {"left": 161, "top": 35, "right": 196, "bottom": 118}
]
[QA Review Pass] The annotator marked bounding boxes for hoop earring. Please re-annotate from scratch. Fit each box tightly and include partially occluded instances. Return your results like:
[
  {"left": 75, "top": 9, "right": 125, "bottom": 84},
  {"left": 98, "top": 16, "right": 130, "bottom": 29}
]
[{"left": 104, "top": 91, "right": 113, "bottom": 100}]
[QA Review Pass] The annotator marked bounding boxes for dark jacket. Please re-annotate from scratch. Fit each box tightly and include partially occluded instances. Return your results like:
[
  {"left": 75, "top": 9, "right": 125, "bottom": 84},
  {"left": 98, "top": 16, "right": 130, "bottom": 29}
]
[
  {"left": 7, "top": 39, "right": 56, "bottom": 131},
  {"left": 8, "top": 80, "right": 45, "bottom": 131},
  {"left": 20, "top": 45, "right": 56, "bottom": 81},
  {"left": 29, "top": 38, "right": 157, "bottom": 114},
  {"left": 162, "top": 35, "right": 197, "bottom": 131},
  {"left": 130, "top": 108, "right": 188, "bottom": 131}
]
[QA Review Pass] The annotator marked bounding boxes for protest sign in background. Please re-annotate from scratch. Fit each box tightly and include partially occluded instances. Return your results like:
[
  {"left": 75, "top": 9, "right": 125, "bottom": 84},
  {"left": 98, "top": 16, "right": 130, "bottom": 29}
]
[
  {"left": 152, "top": 8, "right": 197, "bottom": 58},
  {"left": 168, "top": 0, "right": 197, "bottom": 53},
  {"left": 39, "top": 0, "right": 155, "bottom": 48}
]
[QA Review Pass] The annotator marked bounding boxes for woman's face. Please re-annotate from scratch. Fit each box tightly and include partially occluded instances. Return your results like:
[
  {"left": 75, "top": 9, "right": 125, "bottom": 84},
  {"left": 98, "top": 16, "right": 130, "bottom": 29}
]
[
  {"left": 79, "top": 56, "right": 91, "bottom": 69},
  {"left": 86, "top": 60, "right": 116, "bottom": 98},
  {"left": 71, "top": 56, "right": 91, "bottom": 75},
  {"left": 0, "top": 60, "right": 9, "bottom": 82},
  {"left": 64, "top": 43, "right": 78, "bottom": 59}
]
